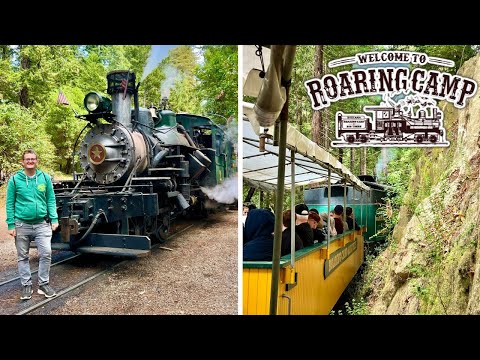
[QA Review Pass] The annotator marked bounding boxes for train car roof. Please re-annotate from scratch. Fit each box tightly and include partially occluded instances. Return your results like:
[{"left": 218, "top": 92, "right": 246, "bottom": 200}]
[
  {"left": 243, "top": 107, "right": 370, "bottom": 192},
  {"left": 243, "top": 45, "right": 370, "bottom": 192}
]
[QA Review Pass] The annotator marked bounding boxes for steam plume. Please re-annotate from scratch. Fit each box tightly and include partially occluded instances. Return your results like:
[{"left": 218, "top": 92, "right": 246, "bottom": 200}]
[{"left": 200, "top": 175, "right": 238, "bottom": 204}]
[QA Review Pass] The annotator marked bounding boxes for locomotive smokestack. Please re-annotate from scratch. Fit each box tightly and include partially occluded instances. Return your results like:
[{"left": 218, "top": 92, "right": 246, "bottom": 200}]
[{"left": 106, "top": 70, "right": 136, "bottom": 129}]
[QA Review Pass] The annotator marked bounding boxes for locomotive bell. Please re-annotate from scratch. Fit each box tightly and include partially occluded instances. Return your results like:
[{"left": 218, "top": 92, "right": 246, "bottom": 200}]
[{"left": 106, "top": 70, "right": 136, "bottom": 129}]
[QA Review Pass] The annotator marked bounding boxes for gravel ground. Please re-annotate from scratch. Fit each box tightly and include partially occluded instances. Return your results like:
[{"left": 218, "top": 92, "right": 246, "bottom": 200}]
[{"left": 0, "top": 191, "right": 239, "bottom": 315}]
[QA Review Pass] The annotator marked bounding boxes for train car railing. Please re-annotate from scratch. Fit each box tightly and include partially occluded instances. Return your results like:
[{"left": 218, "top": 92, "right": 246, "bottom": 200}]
[{"left": 243, "top": 227, "right": 365, "bottom": 315}]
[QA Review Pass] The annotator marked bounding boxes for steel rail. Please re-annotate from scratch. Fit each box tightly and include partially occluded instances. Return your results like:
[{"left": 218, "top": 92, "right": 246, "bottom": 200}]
[
  {"left": 0, "top": 254, "right": 81, "bottom": 288},
  {"left": 16, "top": 223, "right": 196, "bottom": 315}
]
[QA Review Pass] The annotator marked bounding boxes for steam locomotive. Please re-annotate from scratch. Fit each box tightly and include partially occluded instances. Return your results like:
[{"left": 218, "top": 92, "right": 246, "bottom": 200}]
[
  {"left": 337, "top": 105, "right": 445, "bottom": 144},
  {"left": 51, "top": 70, "right": 235, "bottom": 256}
]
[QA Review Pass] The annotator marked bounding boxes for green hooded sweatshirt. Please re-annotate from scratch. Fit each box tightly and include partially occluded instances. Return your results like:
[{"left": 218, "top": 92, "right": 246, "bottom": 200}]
[{"left": 5, "top": 169, "right": 58, "bottom": 230}]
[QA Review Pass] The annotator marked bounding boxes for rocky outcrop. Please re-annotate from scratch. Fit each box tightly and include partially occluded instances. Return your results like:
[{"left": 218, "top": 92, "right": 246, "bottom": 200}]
[{"left": 364, "top": 55, "right": 480, "bottom": 314}]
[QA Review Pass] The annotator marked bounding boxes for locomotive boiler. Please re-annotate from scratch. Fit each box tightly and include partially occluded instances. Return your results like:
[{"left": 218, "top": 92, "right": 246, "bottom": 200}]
[{"left": 51, "top": 70, "right": 235, "bottom": 256}]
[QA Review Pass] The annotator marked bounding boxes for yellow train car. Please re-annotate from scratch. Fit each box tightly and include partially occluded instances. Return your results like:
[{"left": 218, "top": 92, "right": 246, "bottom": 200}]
[{"left": 243, "top": 227, "right": 365, "bottom": 315}]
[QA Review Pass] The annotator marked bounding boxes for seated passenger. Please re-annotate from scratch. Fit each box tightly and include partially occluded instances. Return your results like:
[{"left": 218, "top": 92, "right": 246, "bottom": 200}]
[
  {"left": 346, "top": 206, "right": 360, "bottom": 230},
  {"left": 294, "top": 203, "right": 314, "bottom": 247},
  {"left": 242, "top": 205, "right": 249, "bottom": 227},
  {"left": 332, "top": 205, "right": 344, "bottom": 235},
  {"left": 308, "top": 212, "right": 326, "bottom": 243},
  {"left": 320, "top": 212, "right": 337, "bottom": 237},
  {"left": 243, "top": 209, "right": 275, "bottom": 261},
  {"left": 281, "top": 210, "right": 304, "bottom": 256}
]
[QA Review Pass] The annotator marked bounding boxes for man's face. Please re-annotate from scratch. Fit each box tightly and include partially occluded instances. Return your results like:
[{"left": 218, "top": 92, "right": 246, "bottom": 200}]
[{"left": 21, "top": 155, "right": 38, "bottom": 170}]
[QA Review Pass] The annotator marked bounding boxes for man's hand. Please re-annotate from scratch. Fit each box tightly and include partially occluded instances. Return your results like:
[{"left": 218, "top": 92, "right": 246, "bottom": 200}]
[
  {"left": 51, "top": 223, "right": 59, "bottom": 232},
  {"left": 8, "top": 229, "right": 16, "bottom": 237}
]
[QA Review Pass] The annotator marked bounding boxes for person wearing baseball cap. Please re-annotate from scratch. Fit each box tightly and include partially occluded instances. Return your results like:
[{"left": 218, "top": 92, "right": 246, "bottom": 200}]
[{"left": 294, "top": 204, "right": 313, "bottom": 247}]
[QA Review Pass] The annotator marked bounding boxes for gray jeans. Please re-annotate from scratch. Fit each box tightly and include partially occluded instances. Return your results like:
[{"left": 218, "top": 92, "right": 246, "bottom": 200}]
[{"left": 15, "top": 221, "right": 52, "bottom": 286}]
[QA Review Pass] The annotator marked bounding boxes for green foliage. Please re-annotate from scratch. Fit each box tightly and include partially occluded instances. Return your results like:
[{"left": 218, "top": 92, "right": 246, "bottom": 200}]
[
  {"left": 0, "top": 102, "right": 56, "bottom": 174},
  {"left": 242, "top": 184, "right": 305, "bottom": 212},
  {"left": 344, "top": 298, "right": 367, "bottom": 315},
  {"left": 330, "top": 298, "right": 367, "bottom": 315},
  {"left": 382, "top": 148, "right": 422, "bottom": 225},
  {"left": 168, "top": 46, "right": 197, "bottom": 75},
  {"left": 167, "top": 46, "right": 201, "bottom": 113},
  {"left": 169, "top": 75, "right": 202, "bottom": 114},
  {"left": 195, "top": 45, "right": 238, "bottom": 123},
  {"left": 391, "top": 45, "right": 478, "bottom": 74}
]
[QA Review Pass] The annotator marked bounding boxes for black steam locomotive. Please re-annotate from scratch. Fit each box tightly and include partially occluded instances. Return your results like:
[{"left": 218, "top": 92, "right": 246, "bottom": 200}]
[
  {"left": 337, "top": 105, "right": 445, "bottom": 144},
  {"left": 51, "top": 70, "right": 235, "bottom": 256}
]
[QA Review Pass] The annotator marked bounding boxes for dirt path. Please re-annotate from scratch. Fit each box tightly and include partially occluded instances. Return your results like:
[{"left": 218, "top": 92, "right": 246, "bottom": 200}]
[{"left": 42, "top": 210, "right": 238, "bottom": 315}]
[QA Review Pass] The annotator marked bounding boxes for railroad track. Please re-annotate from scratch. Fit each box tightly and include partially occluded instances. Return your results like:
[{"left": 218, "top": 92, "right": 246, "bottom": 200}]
[
  {"left": 15, "top": 223, "right": 196, "bottom": 315},
  {"left": 0, "top": 253, "right": 81, "bottom": 288}
]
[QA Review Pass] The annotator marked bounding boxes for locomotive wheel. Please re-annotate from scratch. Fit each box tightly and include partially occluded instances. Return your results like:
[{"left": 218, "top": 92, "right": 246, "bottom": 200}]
[
  {"left": 157, "top": 227, "right": 168, "bottom": 243},
  {"left": 130, "top": 217, "right": 145, "bottom": 236},
  {"left": 145, "top": 216, "right": 163, "bottom": 243},
  {"left": 156, "top": 214, "right": 171, "bottom": 243},
  {"left": 360, "top": 135, "right": 368, "bottom": 143},
  {"left": 416, "top": 135, "right": 423, "bottom": 143},
  {"left": 429, "top": 135, "right": 437, "bottom": 143},
  {"left": 347, "top": 135, "right": 355, "bottom": 143}
]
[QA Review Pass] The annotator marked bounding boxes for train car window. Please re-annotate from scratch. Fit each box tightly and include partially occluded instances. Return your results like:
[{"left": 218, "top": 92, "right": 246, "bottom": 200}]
[{"left": 324, "top": 186, "right": 348, "bottom": 198}]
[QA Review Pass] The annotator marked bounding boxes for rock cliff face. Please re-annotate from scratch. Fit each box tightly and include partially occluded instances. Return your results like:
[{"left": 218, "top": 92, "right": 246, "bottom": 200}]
[{"left": 364, "top": 55, "right": 480, "bottom": 314}]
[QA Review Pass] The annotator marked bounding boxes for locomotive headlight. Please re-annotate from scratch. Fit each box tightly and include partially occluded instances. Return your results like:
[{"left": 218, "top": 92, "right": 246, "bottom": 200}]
[{"left": 84, "top": 92, "right": 112, "bottom": 113}]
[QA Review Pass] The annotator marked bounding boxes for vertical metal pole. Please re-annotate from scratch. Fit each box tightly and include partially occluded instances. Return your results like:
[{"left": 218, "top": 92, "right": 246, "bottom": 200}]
[
  {"left": 361, "top": 190, "right": 364, "bottom": 229},
  {"left": 343, "top": 179, "right": 347, "bottom": 224},
  {"left": 352, "top": 187, "right": 356, "bottom": 230},
  {"left": 269, "top": 82, "right": 290, "bottom": 316},
  {"left": 327, "top": 168, "right": 331, "bottom": 252},
  {"left": 290, "top": 150, "right": 295, "bottom": 267},
  {"left": 269, "top": 45, "right": 296, "bottom": 316}
]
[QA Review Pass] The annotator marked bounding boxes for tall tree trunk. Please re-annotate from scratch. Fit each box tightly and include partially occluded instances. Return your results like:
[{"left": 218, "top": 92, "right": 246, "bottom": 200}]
[
  {"left": 19, "top": 46, "right": 30, "bottom": 108},
  {"left": 65, "top": 158, "right": 73, "bottom": 175},
  {"left": 245, "top": 187, "right": 256, "bottom": 202},
  {"left": 312, "top": 45, "right": 323, "bottom": 145},
  {"left": 0, "top": 45, "right": 9, "bottom": 60},
  {"left": 361, "top": 147, "right": 367, "bottom": 174},
  {"left": 323, "top": 60, "right": 330, "bottom": 149},
  {"left": 350, "top": 148, "right": 355, "bottom": 174}
]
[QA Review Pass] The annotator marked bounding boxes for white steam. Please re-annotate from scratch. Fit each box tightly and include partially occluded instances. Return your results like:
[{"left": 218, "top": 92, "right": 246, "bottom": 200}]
[
  {"left": 200, "top": 175, "right": 238, "bottom": 204},
  {"left": 224, "top": 117, "right": 238, "bottom": 155},
  {"left": 161, "top": 64, "right": 181, "bottom": 99},
  {"left": 140, "top": 45, "right": 177, "bottom": 82}
]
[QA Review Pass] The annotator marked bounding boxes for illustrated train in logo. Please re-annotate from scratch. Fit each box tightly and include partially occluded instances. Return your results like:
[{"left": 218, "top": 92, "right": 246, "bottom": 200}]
[{"left": 335, "top": 105, "right": 448, "bottom": 146}]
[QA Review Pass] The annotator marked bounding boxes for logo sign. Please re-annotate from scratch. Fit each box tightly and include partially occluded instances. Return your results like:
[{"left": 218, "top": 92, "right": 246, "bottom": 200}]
[
  {"left": 324, "top": 238, "right": 358, "bottom": 278},
  {"left": 88, "top": 143, "right": 107, "bottom": 165},
  {"left": 304, "top": 51, "right": 478, "bottom": 147}
]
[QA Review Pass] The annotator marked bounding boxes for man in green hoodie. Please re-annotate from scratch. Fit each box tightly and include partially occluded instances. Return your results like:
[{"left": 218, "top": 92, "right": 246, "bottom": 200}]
[{"left": 6, "top": 149, "right": 59, "bottom": 300}]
